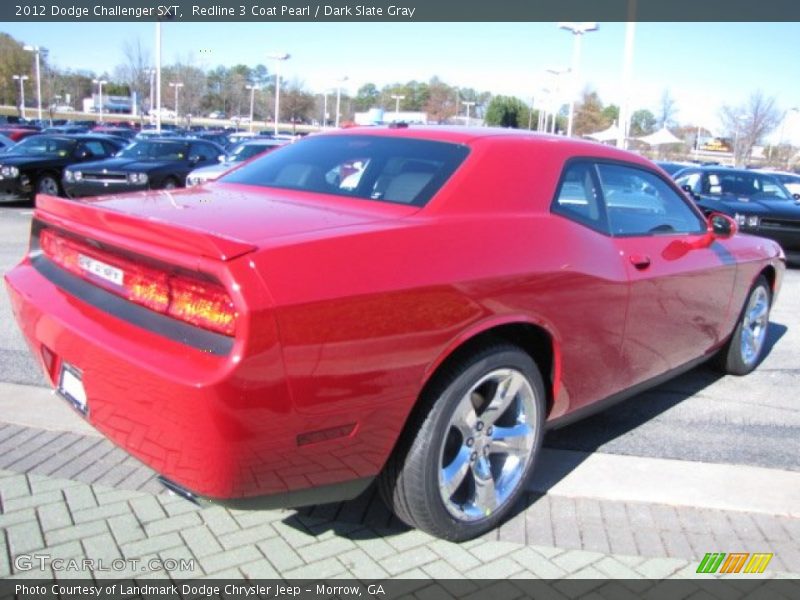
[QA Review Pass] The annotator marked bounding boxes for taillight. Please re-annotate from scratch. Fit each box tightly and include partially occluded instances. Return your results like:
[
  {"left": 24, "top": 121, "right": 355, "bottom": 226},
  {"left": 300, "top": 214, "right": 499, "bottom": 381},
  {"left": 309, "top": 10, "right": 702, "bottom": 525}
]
[{"left": 39, "top": 228, "right": 237, "bottom": 336}]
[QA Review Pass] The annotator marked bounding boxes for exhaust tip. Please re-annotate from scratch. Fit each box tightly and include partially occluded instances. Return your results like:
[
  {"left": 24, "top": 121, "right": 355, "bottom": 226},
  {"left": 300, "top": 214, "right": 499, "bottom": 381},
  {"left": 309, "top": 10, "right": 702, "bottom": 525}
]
[{"left": 157, "top": 476, "right": 207, "bottom": 507}]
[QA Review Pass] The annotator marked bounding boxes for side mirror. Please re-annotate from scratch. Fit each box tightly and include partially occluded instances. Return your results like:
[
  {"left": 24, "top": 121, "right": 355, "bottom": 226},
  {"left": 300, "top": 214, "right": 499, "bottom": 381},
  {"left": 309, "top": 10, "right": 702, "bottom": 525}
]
[
  {"left": 218, "top": 154, "right": 226, "bottom": 163},
  {"left": 681, "top": 184, "right": 697, "bottom": 199},
  {"left": 78, "top": 150, "right": 93, "bottom": 160},
  {"left": 709, "top": 213, "right": 737, "bottom": 239},
  {"left": 188, "top": 155, "right": 200, "bottom": 164},
  {"left": 793, "top": 193, "right": 800, "bottom": 201}
]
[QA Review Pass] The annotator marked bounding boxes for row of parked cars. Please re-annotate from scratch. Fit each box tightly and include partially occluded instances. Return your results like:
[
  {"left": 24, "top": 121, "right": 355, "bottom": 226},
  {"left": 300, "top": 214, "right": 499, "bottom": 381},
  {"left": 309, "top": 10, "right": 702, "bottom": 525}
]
[
  {"left": 656, "top": 161, "right": 800, "bottom": 263},
  {"left": 0, "top": 121, "right": 292, "bottom": 202}
]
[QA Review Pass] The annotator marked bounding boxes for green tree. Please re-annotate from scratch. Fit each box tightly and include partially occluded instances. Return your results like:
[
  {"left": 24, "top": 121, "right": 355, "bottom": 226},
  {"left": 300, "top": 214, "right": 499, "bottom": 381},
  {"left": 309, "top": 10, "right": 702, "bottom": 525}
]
[
  {"left": 484, "top": 95, "right": 530, "bottom": 128},
  {"left": 353, "top": 83, "right": 379, "bottom": 112},
  {"left": 0, "top": 33, "right": 39, "bottom": 110},
  {"left": 630, "top": 109, "right": 656, "bottom": 136}
]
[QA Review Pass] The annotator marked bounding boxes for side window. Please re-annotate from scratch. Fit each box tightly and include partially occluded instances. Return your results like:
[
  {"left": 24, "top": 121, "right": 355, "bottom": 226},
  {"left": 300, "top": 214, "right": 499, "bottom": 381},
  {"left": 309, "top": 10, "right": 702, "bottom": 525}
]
[
  {"left": 674, "top": 171, "right": 701, "bottom": 192},
  {"left": 596, "top": 164, "right": 706, "bottom": 236},
  {"left": 190, "top": 143, "right": 217, "bottom": 162},
  {"left": 552, "top": 161, "right": 606, "bottom": 232},
  {"left": 82, "top": 141, "right": 109, "bottom": 158}
]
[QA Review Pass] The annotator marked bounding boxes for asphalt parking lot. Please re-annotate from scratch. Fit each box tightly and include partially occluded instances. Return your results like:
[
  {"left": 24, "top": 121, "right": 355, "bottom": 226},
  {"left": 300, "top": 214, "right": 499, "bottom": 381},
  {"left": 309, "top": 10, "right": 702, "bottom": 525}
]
[{"left": 1, "top": 202, "right": 799, "bottom": 580}]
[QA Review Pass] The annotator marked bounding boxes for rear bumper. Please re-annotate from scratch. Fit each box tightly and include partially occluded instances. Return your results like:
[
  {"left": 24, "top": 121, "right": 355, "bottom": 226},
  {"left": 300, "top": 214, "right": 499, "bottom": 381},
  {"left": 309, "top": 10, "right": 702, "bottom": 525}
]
[{"left": 4, "top": 256, "right": 381, "bottom": 503}]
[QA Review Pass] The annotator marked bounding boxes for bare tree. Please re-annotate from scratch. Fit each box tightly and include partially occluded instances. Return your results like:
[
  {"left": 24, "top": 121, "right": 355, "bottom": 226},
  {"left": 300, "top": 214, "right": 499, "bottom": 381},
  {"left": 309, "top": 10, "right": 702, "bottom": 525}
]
[
  {"left": 656, "top": 89, "right": 678, "bottom": 129},
  {"left": 720, "top": 91, "right": 781, "bottom": 166},
  {"left": 114, "top": 38, "right": 151, "bottom": 112}
]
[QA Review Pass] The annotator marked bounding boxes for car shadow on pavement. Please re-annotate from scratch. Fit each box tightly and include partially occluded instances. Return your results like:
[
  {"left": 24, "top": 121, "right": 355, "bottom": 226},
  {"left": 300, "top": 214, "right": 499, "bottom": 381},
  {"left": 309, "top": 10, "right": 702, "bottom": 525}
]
[{"left": 283, "top": 322, "right": 788, "bottom": 541}]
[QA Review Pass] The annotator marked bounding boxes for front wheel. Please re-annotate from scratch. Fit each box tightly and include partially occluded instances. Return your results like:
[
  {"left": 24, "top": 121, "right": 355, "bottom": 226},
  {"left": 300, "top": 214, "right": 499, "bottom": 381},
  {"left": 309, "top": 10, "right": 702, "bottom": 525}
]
[
  {"left": 162, "top": 177, "right": 178, "bottom": 190},
  {"left": 37, "top": 174, "right": 61, "bottom": 197},
  {"left": 378, "top": 344, "right": 545, "bottom": 541},
  {"left": 717, "top": 275, "right": 771, "bottom": 375}
]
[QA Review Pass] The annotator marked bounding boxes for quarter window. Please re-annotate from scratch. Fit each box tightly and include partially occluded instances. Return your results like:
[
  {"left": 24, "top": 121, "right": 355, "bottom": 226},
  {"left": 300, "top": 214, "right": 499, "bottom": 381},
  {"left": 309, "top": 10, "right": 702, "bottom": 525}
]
[
  {"left": 552, "top": 161, "right": 606, "bottom": 231},
  {"left": 596, "top": 164, "right": 706, "bottom": 236}
]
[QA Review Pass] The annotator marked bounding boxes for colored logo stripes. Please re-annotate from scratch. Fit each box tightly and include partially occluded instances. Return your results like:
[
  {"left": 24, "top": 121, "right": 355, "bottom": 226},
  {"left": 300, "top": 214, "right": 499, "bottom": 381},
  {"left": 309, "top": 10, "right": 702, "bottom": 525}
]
[{"left": 697, "top": 552, "right": 773, "bottom": 574}]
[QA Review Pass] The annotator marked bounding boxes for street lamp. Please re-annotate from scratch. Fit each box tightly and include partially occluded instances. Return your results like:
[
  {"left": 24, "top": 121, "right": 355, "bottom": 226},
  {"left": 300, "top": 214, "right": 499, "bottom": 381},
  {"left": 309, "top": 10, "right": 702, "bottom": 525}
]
[
  {"left": 545, "top": 67, "right": 570, "bottom": 134},
  {"left": 267, "top": 53, "right": 290, "bottom": 135},
  {"left": 558, "top": 21, "right": 598, "bottom": 137},
  {"left": 335, "top": 76, "right": 348, "bottom": 128},
  {"left": 169, "top": 81, "right": 183, "bottom": 123},
  {"left": 148, "top": 69, "right": 156, "bottom": 116},
  {"left": 461, "top": 101, "right": 476, "bottom": 127},
  {"left": 23, "top": 45, "right": 42, "bottom": 123},
  {"left": 92, "top": 78, "right": 107, "bottom": 122},
  {"left": 391, "top": 94, "right": 405, "bottom": 119},
  {"left": 12, "top": 75, "right": 29, "bottom": 119},
  {"left": 245, "top": 84, "right": 258, "bottom": 132},
  {"left": 780, "top": 107, "right": 800, "bottom": 169}
]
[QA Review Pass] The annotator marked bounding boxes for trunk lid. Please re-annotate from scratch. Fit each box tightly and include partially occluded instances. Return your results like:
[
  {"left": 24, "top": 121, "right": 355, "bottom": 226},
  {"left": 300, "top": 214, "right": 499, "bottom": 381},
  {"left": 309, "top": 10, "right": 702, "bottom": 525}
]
[{"left": 36, "top": 183, "right": 417, "bottom": 261}]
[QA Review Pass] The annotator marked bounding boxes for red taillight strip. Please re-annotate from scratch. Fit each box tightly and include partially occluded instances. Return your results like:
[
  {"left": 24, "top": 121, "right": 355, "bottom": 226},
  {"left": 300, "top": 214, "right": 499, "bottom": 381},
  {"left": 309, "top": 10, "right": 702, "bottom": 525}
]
[{"left": 39, "top": 228, "right": 237, "bottom": 336}]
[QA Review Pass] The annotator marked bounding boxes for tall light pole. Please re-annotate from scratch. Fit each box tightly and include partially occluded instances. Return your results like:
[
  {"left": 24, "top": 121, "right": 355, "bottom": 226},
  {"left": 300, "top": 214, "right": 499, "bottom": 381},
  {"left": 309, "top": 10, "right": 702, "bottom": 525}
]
[
  {"left": 245, "top": 84, "right": 257, "bottom": 132},
  {"left": 92, "top": 79, "right": 107, "bottom": 122},
  {"left": 558, "top": 22, "right": 598, "bottom": 138},
  {"left": 335, "top": 76, "right": 348, "bottom": 128},
  {"left": 23, "top": 45, "right": 42, "bottom": 123},
  {"left": 148, "top": 68, "right": 155, "bottom": 116},
  {"left": 12, "top": 75, "right": 29, "bottom": 119},
  {"left": 267, "top": 53, "right": 290, "bottom": 135},
  {"left": 321, "top": 90, "right": 330, "bottom": 129},
  {"left": 462, "top": 101, "right": 475, "bottom": 127},
  {"left": 169, "top": 82, "right": 183, "bottom": 123},
  {"left": 391, "top": 94, "right": 405, "bottom": 119},
  {"left": 779, "top": 107, "right": 799, "bottom": 168},
  {"left": 155, "top": 23, "right": 162, "bottom": 132},
  {"left": 545, "top": 67, "right": 570, "bottom": 134}
]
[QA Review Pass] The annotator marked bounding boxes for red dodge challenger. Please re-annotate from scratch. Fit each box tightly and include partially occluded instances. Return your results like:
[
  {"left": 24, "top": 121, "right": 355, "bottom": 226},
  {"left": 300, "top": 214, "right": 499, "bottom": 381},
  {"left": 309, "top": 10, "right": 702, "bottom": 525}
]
[{"left": 5, "top": 127, "right": 785, "bottom": 540}]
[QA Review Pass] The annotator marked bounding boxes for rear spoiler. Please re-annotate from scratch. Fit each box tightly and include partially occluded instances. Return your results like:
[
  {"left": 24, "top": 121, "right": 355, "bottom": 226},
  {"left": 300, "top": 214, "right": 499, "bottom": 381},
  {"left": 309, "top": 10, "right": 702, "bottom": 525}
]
[{"left": 35, "top": 194, "right": 257, "bottom": 262}]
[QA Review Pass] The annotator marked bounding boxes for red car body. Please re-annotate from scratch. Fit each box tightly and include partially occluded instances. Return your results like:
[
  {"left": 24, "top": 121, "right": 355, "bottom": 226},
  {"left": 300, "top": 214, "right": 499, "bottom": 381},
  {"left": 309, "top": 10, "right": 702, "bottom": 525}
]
[{"left": 5, "top": 127, "right": 785, "bottom": 511}]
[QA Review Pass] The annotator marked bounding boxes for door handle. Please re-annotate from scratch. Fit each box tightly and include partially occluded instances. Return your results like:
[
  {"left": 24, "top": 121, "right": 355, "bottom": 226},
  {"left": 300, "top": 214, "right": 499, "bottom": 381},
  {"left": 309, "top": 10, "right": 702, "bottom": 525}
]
[{"left": 629, "top": 254, "right": 651, "bottom": 269}]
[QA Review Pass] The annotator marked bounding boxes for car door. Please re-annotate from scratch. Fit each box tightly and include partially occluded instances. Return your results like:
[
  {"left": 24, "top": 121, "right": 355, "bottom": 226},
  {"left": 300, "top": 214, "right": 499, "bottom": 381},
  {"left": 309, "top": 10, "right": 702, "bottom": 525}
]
[
  {"left": 597, "top": 162, "right": 738, "bottom": 384},
  {"left": 548, "top": 160, "right": 631, "bottom": 410}
]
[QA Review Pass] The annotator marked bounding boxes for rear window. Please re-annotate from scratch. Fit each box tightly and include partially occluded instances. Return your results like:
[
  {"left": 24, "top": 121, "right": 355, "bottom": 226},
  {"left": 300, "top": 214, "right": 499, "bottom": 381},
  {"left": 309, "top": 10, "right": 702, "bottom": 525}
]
[{"left": 220, "top": 135, "right": 470, "bottom": 206}]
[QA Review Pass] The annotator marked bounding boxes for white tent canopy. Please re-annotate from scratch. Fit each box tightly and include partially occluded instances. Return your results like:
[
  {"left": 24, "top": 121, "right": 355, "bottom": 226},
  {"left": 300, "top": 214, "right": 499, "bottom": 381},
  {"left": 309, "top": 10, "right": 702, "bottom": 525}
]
[
  {"left": 637, "top": 127, "right": 683, "bottom": 146},
  {"left": 585, "top": 123, "right": 620, "bottom": 142}
]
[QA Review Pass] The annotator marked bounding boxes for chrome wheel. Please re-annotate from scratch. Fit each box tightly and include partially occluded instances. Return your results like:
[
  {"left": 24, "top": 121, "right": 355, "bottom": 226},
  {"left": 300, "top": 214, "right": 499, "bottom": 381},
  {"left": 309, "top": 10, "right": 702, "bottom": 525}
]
[
  {"left": 438, "top": 368, "right": 537, "bottom": 521},
  {"left": 38, "top": 176, "right": 59, "bottom": 195},
  {"left": 163, "top": 179, "right": 177, "bottom": 190},
  {"left": 740, "top": 285, "right": 769, "bottom": 366}
]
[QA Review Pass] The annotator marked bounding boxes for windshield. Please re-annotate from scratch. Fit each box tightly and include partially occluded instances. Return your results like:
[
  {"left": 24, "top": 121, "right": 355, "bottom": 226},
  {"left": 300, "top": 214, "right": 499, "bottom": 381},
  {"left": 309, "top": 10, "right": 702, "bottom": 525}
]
[
  {"left": 227, "top": 143, "right": 277, "bottom": 163},
  {"left": 10, "top": 136, "right": 76, "bottom": 157},
  {"left": 221, "top": 135, "right": 470, "bottom": 206},
  {"left": 704, "top": 171, "right": 792, "bottom": 200},
  {"left": 117, "top": 140, "right": 190, "bottom": 160}
]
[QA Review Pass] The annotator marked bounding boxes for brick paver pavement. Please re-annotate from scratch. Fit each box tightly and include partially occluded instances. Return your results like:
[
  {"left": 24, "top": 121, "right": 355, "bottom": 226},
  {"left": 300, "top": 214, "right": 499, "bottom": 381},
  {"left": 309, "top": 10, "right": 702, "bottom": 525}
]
[{"left": 1, "top": 422, "right": 798, "bottom": 580}]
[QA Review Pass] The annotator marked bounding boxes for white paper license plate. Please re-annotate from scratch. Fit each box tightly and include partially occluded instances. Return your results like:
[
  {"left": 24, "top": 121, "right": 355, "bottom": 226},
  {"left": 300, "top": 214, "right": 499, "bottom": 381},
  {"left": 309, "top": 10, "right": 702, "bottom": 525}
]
[
  {"left": 78, "top": 253, "right": 123, "bottom": 286},
  {"left": 58, "top": 363, "right": 88, "bottom": 414}
]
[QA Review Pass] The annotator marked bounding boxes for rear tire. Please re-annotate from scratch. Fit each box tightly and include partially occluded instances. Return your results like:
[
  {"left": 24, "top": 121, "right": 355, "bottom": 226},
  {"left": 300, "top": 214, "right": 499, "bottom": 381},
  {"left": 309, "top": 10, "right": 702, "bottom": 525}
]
[
  {"left": 716, "top": 275, "right": 771, "bottom": 375},
  {"left": 378, "top": 343, "right": 545, "bottom": 541}
]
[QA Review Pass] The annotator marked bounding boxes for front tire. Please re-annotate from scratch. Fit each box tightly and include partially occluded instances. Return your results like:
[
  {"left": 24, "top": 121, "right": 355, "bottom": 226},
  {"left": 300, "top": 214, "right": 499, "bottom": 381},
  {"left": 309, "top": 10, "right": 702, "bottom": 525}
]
[
  {"left": 37, "top": 174, "right": 61, "bottom": 197},
  {"left": 717, "top": 275, "right": 771, "bottom": 375},
  {"left": 378, "top": 344, "right": 545, "bottom": 541},
  {"left": 162, "top": 177, "right": 178, "bottom": 190}
]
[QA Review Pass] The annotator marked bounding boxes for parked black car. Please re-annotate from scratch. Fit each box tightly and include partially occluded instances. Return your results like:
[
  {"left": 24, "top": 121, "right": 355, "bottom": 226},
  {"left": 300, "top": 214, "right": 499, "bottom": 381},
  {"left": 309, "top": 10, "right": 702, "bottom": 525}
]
[
  {"left": 63, "top": 137, "right": 223, "bottom": 198},
  {"left": 0, "top": 134, "right": 125, "bottom": 202},
  {"left": 674, "top": 165, "right": 800, "bottom": 263}
]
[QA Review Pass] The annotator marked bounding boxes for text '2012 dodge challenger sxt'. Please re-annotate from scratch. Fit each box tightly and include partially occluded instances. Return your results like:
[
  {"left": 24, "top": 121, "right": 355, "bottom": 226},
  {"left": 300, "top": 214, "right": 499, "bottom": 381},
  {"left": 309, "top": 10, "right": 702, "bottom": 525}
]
[{"left": 5, "top": 127, "right": 785, "bottom": 540}]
